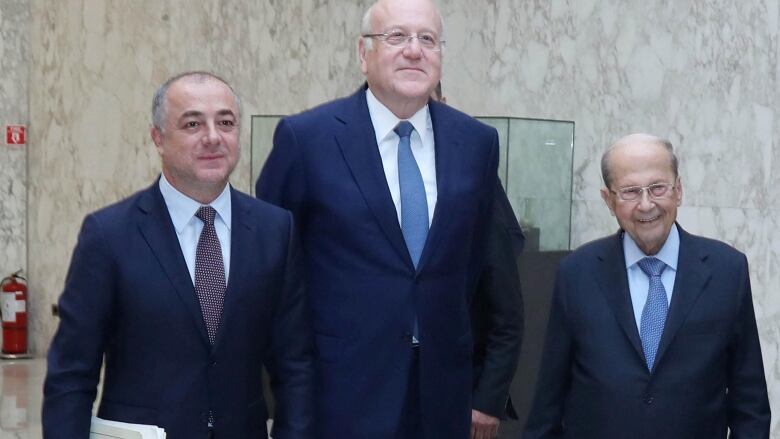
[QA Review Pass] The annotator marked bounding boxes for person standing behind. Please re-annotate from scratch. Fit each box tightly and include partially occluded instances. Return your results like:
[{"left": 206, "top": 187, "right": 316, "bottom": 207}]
[
  {"left": 431, "top": 82, "right": 524, "bottom": 439},
  {"left": 256, "top": 0, "right": 500, "bottom": 437},
  {"left": 43, "top": 72, "right": 313, "bottom": 439},
  {"left": 524, "top": 133, "right": 770, "bottom": 438},
  {"left": 469, "top": 180, "right": 524, "bottom": 439}
]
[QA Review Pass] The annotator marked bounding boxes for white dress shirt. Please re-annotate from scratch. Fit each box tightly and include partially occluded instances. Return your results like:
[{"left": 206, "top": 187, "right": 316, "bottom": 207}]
[
  {"left": 365, "top": 89, "right": 437, "bottom": 227},
  {"left": 623, "top": 224, "right": 680, "bottom": 330},
  {"left": 158, "top": 173, "right": 232, "bottom": 285}
]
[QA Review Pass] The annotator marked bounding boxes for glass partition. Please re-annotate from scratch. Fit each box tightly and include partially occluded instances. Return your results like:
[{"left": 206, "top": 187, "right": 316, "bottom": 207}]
[
  {"left": 250, "top": 115, "right": 574, "bottom": 251},
  {"left": 477, "top": 117, "right": 574, "bottom": 251}
]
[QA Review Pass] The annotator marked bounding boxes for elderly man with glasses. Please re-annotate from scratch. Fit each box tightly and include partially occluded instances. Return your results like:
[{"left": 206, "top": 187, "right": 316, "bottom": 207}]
[
  {"left": 524, "top": 133, "right": 770, "bottom": 439},
  {"left": 256, "top": 0, "right": 505, "bottom": 437}
]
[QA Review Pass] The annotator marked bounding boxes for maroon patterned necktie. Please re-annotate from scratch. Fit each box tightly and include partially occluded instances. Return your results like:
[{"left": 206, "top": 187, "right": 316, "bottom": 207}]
[{"left": 195, "top": 206, "right": 226, "bottom": 345}]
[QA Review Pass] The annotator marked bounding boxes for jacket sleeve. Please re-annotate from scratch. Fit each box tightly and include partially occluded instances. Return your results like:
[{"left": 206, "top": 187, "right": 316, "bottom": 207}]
[
  {"left": 42, "top": 214, "right": 115, "bottom": 438},
  {"left": 471, "top": 181, "right": 524, "bottom": 419},
  {"left": 725, "top": 254, "right": 770, "bottom": 438},
  {"left": 266, "top": 212, "right": 315, "bottom": 439}
]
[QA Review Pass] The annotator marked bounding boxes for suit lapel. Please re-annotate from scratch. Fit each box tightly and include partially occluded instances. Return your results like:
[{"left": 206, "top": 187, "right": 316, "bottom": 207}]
[
  {"left": 415, "top": 101, "right": 460, "bottom": 271},
  {"left": 334, "top": 89, "right": 413, "bottom": 268},
  {"left": 654, "top": 227, "right": 711, "bottom": 369},
  {"left": 212, "top": 188, "right": 253, "bottom": 348},
  {"left": 595, "top": 232, "right": 645, "bottom": 361},
  {"left": 136, "top": 182, "right": 210, "bottom": 346}
]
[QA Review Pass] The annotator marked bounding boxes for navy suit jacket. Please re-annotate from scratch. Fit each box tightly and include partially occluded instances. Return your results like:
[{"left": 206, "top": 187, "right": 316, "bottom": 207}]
[
  {"left": 43, "top": 182, "right": 314, "bottom": 439},
  {"left": 524, "top": 226, "right": 770, "bottom": 439},
  {"left": 471, "top": 180, "right": 524, "bottom": 419},
  {"left": 256, "top": 88, "right": 499, "bottom": 438}
]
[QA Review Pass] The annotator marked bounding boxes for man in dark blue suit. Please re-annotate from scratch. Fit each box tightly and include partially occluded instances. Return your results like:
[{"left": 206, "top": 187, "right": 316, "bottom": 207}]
[
  {"left": 43, "top": 72, "right": 313, "bottom": 438},
  {"left": 524, "top": 133, "right": 770, "bottom": 438},
  {"left": 255, "top": 0, "right": 500, "bottom": 437}
]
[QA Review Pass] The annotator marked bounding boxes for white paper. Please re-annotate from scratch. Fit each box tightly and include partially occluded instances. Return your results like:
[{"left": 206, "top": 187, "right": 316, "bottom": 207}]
[{"left": 89, "top": 416, "right": 166, "bottom": 439}]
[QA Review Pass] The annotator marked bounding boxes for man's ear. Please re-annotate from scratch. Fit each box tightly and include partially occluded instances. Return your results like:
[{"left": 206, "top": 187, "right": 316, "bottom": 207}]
[
  {"left": 151, "top": 126, "right": 164, "bottom": 154},
  {"left": 358, "top": 38, "right": 369, "bottom": 75},
  {"left": 600, "top": 187, "right": 616, "bottom": 216},
  {"left": 674, "top": 177, "right": 683, "bottom": 206}
]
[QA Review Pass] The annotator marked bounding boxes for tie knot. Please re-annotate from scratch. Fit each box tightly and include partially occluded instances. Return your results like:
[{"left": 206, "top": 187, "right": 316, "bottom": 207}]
[
  {"left": 394, "top": 121, "right": 414, "bottom": 139},
  {"left": 196, "top": 205, "right": 216, "bottom": 225},
  {"left": 637, "top": 257, "right": 666, "bottom": 277}
]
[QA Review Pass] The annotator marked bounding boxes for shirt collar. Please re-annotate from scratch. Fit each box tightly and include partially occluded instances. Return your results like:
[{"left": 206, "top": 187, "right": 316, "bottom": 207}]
[
  {"left": 158, "top": 173, "right": 232, "bottom": 234},
  {"left": 365, "top": 88, "right": 431, "bottom": 146},
  {"left": 623, "top": 223, "right": 680, "bottom": 271}
]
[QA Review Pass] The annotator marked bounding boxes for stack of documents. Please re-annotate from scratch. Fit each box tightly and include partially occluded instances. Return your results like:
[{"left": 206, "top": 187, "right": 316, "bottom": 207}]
[{"left": 89, "top": 416, "right": 166, "bottom": 439}]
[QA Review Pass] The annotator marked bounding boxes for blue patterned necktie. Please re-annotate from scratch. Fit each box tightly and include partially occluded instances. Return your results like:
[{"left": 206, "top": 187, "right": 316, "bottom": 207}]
[
  {"left": 395, "top": 121, "right": 427, "bottom": 344},
  {"left": 395, "top": 121, "right": 428, "bottom": 267},
  {"left": 195, "top": 206, "right": 226, "bottom": 345},
  {"left": 637, "top": 257, "right": 668, "bottom": 371}
]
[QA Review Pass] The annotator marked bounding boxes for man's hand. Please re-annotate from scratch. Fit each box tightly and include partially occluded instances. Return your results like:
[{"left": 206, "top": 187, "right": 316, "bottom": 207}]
[{"left": 471, "top": 409, "right": 500, "bottom": 439}]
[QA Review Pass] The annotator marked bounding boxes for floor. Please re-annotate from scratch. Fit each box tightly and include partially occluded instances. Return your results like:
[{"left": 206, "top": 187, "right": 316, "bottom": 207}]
[
  {"left": 0, "top": 358, "right": 274, "bottom": 438},
  {"left": 0, "top": 357, "right": 522, "bottom": 439},
  {"left": 0, "top": 357, "right": 44, "bottom": 439}
]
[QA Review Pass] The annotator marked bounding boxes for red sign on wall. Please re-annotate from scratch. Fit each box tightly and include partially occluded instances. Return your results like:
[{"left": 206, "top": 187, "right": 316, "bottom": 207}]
[{"left": 6, "top": 125, "right": 26, "bottom": 146}]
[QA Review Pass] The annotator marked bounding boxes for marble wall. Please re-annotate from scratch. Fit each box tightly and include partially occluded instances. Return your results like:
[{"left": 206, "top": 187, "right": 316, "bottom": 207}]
[
  {"left": 9, "top": 0, "right": 780, "bottom": 434},
  {"left": 0, "top": 0, "right": 29, "bottom": 299}
]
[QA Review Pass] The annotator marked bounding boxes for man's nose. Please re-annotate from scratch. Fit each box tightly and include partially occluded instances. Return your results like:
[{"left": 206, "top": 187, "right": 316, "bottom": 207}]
[
  {"left": 203, "top": 122, "right": 221, "bottom": 145},
  {"left": 636, "top": 189, "right": 655, "bottom": 210},
  {"left": 403, "top": 37, "right": 424, "bottom": 58}
]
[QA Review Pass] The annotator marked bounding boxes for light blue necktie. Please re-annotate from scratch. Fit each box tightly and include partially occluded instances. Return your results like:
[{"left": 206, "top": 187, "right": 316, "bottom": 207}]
[
  {"left": 395, "top": 121, "right": 428, "bottom": 267},
  {"left": 396, "top": 121, "right": 427, "bottom": 344},
  {"left": 637, "top": 257, "right": 668, "bottom": 371}
]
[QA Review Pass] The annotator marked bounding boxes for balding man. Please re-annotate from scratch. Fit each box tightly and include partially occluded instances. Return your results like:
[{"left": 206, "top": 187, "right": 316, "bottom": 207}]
[
  {"left": 524, "top": 133, "right": 770, "bottom": 438},
  {"left": 43, "top": 72, "right": 313, "bottom": 439},
  {"left": 256, "top": 1, "right": 501, "bottom": 437}
]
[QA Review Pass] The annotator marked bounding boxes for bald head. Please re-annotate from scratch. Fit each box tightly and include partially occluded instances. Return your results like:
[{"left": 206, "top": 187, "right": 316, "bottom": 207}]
[
  {"left": 601, "top": 133, "right": 678, "bottom": 188},
  {"left": 361, "top": 0, "right": 444, "bottom": 51},
  {"left": 152, "top": 71, "right": 240, "bottom": 132}
]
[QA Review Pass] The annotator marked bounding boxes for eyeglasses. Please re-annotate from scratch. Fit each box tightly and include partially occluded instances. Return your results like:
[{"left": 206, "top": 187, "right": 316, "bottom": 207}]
[
  {"left": 362, "top": 31, "right": 445, "bottom": 51},
  {"left": 610, "top": 182, "right": 676, "bottom": 202}
]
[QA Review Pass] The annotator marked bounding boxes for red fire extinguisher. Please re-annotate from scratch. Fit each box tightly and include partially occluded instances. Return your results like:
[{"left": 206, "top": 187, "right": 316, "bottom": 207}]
[{"left": 1, "top": 271, "right": 28, "bottom": 356}]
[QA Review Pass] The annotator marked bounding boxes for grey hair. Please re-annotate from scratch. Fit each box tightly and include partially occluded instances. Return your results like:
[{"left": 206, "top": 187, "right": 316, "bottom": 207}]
[
  {"left": 601, "top": 133, "right": 679, "bottom": 188},
  {"left": 151, "top": 71, "right": 241, "bottom": 131},
  {"left": 360, "top": 1, "right": 445, "bottom": 52},
  {"left": 361, "top": 5, "right": 376, "bottom": 50}
]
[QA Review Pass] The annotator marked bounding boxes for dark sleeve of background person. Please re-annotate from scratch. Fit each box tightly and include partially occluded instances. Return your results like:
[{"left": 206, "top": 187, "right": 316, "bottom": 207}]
[{"left": 471, "top": 180, "right": 525, "bottom": 419}]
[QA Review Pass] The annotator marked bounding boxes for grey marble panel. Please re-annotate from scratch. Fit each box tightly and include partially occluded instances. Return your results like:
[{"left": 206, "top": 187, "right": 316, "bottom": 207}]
[
  {"left": 250, "top": 115, "right": 283, "bottom": 194},
  {"left": 0, "top": 0, "right": 29, "bottom": 279}
]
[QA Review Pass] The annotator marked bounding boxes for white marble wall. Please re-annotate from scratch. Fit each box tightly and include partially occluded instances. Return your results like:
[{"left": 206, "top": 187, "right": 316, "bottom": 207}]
[
  {"left": 0, "top": 0, "right": 29, "bottom": 293},
  {"left": 15, "top": 0, "right": 780, "bottom": 435}
]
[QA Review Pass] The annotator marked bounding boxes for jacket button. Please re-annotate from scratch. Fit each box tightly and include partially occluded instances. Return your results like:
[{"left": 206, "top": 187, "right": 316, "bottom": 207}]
[{"left": 644, "top": 396, "right": 654, "bottom": 405}]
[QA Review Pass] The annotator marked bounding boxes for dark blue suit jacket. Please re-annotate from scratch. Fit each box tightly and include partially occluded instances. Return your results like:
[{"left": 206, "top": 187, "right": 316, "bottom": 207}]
[
  {"left": 43, "top": 182, "right": 314, "bottom": 439},
  {"left": 471, "top": 181, "right": 524, "bottom": 419},
  {"left": 256, "top": 88, "right": 499, "bottom": 438},
  {"left": 524, "top": 226, "right": 770, "bottom": 439}
]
